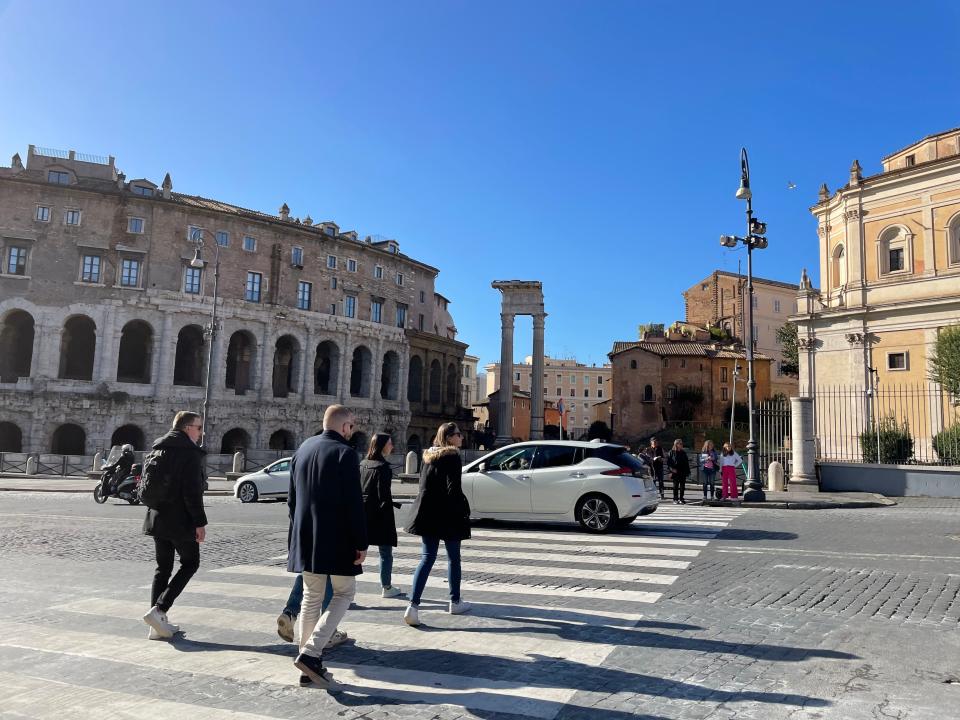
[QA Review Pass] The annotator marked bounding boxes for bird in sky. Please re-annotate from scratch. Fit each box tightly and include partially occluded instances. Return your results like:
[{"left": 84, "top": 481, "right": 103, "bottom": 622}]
[{"left": 787, "top": 181, "right": 797, "bottom": 190}]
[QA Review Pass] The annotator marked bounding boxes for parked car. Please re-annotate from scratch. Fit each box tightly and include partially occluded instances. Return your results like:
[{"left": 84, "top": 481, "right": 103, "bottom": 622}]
[
  {"left": 462, "top": 440, "right": 658, "bottom": 533},
  {"left": 234, "top": 457, "right": 291, "bottom": 503}
]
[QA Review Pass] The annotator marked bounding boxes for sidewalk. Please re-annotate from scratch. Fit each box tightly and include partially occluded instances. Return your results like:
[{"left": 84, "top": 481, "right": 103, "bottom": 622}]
[{"left": 700, "top": 491, "right": 896, "bottom": 509}]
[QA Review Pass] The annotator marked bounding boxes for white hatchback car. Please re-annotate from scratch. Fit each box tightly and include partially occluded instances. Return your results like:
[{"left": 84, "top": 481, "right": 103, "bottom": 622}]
[
  {"left": 234, "top": 457, "right": 291, "bottom": 503},
  {"left": 462, "top": 440, "right": 659, "bottom": 533}
]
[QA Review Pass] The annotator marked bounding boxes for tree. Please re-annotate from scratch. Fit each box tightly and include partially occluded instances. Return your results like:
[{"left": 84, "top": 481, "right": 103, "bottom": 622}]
[
  {"left": 776, "top": 322, "right": 799, "bottom": 377},
  {"left": 587, "top": 420, "right": 612, "bottom": 441},
  {"left": 929, "top": 325, "right": 960, "bottom": 397}
]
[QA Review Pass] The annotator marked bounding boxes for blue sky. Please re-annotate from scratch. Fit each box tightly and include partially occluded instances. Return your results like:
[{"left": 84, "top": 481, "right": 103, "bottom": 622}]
[{"left": 2, "top": 1, "right": 958, "bottom": 368}]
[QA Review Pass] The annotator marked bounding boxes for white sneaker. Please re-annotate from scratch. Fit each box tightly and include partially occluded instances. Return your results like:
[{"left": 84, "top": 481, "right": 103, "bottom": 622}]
[
  {"left": 381, "top": 585, "right": 403, "bottom": 598},
  {"left": 448, "top": 600, "right": 471, "bottom": 615},
  {"left": 159, "top": 611, "right": 180, "bottom": 634},
  {"left": 147, "top": 626, "right": 167, "bottom": 640},
  {"left": 323, "top": 629, "right": 349, "bottom": 650},
  {"left": 403, "top": 605, "right": 420, "bottom": 626},
  {"left": 142, "top": 606, "right": 175, "bottom": 638}
]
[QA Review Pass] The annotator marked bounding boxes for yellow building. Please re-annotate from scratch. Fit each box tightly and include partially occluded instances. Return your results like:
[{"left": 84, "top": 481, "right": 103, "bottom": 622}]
[{"left": 793, "top": 128, "right": 960, "bottom": 461}]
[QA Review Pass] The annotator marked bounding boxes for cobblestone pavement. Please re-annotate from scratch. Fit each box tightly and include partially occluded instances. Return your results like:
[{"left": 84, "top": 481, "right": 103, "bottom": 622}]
[{"left": 0, "top": 493, "right": 958, "bottom": 719}]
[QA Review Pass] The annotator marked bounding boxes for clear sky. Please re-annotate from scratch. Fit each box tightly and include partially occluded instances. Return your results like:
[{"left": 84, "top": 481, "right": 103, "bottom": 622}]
[{"left": 2, "top": 1, "right": 958, "bottom": 368}]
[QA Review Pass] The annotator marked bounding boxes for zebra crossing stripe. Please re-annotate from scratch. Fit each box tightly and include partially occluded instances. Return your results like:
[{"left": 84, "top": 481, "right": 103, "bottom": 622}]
[
  {"left": 466, "top": 529, "right": 711, "bottom": 546},
  {"left": 396, "top": 547, "right": 692, "bottom": 569},
  {"left": 0, "top": 671, "right": 280, "bottom": 720},
  {"left": 273, "top": 540, "right": 705, "bottom": 559}
]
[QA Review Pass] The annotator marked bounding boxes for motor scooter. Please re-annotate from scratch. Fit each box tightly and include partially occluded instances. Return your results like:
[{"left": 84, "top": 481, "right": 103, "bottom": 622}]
[{"left": 93, "top": 447, "right": 142, "bottom": 505}]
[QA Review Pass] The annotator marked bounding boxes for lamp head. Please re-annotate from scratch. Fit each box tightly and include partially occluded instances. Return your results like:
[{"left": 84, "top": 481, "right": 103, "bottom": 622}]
[
  {"left": 190, "top": 248, "right": 204, "bottom": 268},
  {"left": 735, "top": 181, "right": 752, "bottom": 201},
  {"left": 750, "top": 218, "right": 767, "bottom": 235},
  {"left": 720, "top": 234, "right": 739, "bottom": 248},
  {"left": 752, "top": 236, "right": 769, "bottom": 250}
]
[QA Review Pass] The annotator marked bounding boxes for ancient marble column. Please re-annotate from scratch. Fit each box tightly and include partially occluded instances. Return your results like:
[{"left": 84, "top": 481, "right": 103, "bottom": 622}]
[
  {"left": 496, "top": 313, "right": 515, "bottom": 445},
  {"left": 529, "top": 313, "right": 546, "bottom": 440},
  {"left": 789, "top": 396, "right": 818, "bottom": 492}
]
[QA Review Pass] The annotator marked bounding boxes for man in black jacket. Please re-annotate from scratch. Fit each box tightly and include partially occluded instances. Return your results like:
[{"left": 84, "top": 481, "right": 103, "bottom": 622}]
[
  {"left": 142, "top": 411, "right": 208, "bottom": 640},
  {"left": 288, "top": 404, "right": 368, "bottom": 688}
]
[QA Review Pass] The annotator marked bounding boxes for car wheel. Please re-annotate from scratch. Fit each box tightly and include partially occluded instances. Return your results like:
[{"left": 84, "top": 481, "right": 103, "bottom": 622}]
[
  {"left": 575, "top": 493, "right": 618, "bottom": 534},
  {"left": 238, "top": 481, "right": 259, "bottom": 503}
]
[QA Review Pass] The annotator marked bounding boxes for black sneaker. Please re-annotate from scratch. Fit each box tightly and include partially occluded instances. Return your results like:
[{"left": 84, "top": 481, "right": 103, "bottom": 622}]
[
  {"left": 298, "top": 674, "right": 311, "bottom": 687},
  {"left": 294, "top": 653, "right": 333, "bottom": 689}
]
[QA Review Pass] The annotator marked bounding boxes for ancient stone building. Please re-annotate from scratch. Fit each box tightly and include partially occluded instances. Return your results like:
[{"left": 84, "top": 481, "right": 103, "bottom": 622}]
[{"left": 0, "top": 145, "right": 467, "bottom": 455}]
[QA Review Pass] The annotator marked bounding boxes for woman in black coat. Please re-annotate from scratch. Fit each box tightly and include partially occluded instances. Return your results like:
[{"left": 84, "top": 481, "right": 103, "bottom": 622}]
[
  {"left": 360, "top": 433, "right": 402, "bottom": 598},
  {"left": 402, "top": 422, "right": 471, "bottom": 626},
  {"left": 666, "top": 438, "right": 690, "bottom": 505}
]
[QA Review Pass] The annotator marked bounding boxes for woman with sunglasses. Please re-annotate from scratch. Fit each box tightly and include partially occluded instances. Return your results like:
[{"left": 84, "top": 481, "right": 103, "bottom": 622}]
[{"left": 402, "top": 422, "right": 471, "bottom": 626}]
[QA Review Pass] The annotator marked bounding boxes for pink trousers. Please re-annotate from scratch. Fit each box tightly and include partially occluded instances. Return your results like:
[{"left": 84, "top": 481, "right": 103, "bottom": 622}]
[{"left": 721, "top": 466, "right": 738, "bottom": 499}]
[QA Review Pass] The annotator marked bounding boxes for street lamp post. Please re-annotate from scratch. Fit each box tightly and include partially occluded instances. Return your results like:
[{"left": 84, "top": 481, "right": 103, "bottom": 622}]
[
  {"left": 190, "top": 229, "right": 221, "bottom": 448},
  {"left": 720, "top": 148, "right": 768, "bottom": 502}
]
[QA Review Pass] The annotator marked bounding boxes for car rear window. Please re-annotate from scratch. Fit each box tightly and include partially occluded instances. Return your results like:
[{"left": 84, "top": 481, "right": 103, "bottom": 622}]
[{"left": 585, "top": 446, "right": 647, "bottom": 471}]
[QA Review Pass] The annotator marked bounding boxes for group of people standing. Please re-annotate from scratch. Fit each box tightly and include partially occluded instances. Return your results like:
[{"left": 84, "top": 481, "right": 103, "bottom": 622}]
[
  {"left": 138, "top": 404, "right": 472, "bottom": 691},
  {"left": 639, "top": 437, "right": 743, "bottom": 504}
]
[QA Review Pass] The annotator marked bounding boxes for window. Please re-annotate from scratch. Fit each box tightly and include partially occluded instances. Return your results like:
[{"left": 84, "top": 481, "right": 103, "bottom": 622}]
[
  {"left": 327, "top": 255, "right": 337, "bottom": 269},
  {"left": 485, "top": 445, "right": 537, "bottom": 471},
  {"left": 329, "top": 303, "right": 337, "bottom": 315},
  {"left": 371, "top": 300, "right": 383, "bottom": 323},
  {"left": 514, "top": 371, "right": 521, "bottom": 382},
  {"left": 584, "top": 389, "right": 589, "bottom": 397},
  {"left": 418, "top": 313, "right": 424, "bottom": 331},
  {"left": 630, "top": 359, "right": 637, "bottom": 369},
  {"left": 127, "top": 217, "right": 144, "bottom": 234},
  {"left": 597, "top": 375, "right": 603, "bottom": 384},
  {"left": 245, "top": 272, "right": 262, "bottom": 302},
  {"left": 721, "top": 387, "right": 729, "bottom": 401},
  {"left": 216, "top": 231, "right": 230, "bottom": 247},
  {"left": 570, "top": 375, "right": 576, "bottom": 383},
  {"left": 81, "top": 255, "right": 101, "bottom": 283},
  {"left": 374, "top": 265, "right": 383, "bottom": 279},
  {"left": 420, "top": 290, "right": 425, "bottom": 303},
  {"left": 331, "top": 277, "right": 337, "bottom": 290},
  {"left": 556, "top": 374, "right": 561, "bottom": 383},
  {"left": 36, "top": 205, "right": 50, "bottom": 222},
  {"left": 347, "top": 259, "right": 357, "bottom": 272},
  {"left": 188, "top": 225, "right": 202, "bottom": 242},
  {"left": 184, "top": 266, "right": 202, "bottom": 294},
  {"left": 6, "top": 246, "right": 27, "bottom": 275},
  {"left": 292, "top": 246, "right": 304, "bottom": 266},
  {"left": 120, "top": 258, "right": 140, "bottom": 287},
  {"left": 396, "top": 272, "right": 404, "bottom": 286},
  {"left": 949, "top": 214, "right": 960, "bottom": 265},
  {"left": 344, "top": 296, "right": 356, "bottom": 318},
  {"left": 680, "top": 358, "right": 687, "bottom": 368},
  {"left": 666, "top": 384, "right": 678, "bottom": 400},
  {"left": 533, "top": 445, "right": 578, "bottom": 469},
  {"left": 721, "top": 367, "right": 728, "bottom": 383},
  {"left": 297, "top": 281, "right": 312, "bottom": 310},
  {"left": 64, "top": 209, "right": 81, "bottom": 226},
  {"left": 48, "top": 170, "right": 69, "bottom": 185},
  {"left": 598, "top": 389, "right": 603, "bottom": 398},
  {"left": 543, "top": 387, "right": 548, "bottom": 394},
  {"left": 132, "top": 185, "right": 153, "bottom": 197},
  {"left": 905, "top": 154, "right": 916, "bottom": 167},
  {"left": 833, "top": 244, "right": 847, "bottom": 287},
  {"left": 889, "top": 247, "right": 904, "bottom": 272},
  {"left": 887, "top": 352, "right": 908, "bottom": 371},
  {"left": 243, "top": 235, "right": 257, "bottom": 252},
  {"left": 569, "top": 388, "right": 575, "bottom": 396},
  {"left": 774, "top": 299, "right": 781, "bottom": 313},
  {"left": 396, "top": 303, "right": 407, "bottom": 328},
  {"left": 663, "top": 358, "right": 669, "bottom": 368},
  {"left": 878, "top": 227, "right": 911, "bottom": 276}
]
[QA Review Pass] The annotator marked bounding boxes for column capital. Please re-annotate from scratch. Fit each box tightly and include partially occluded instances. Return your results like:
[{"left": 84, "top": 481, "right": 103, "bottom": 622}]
[
  {"left": 532, "top": 313, "right": 547, "bottom": 329},
  {"left": 500, "top": 313, "right": 515, "bottom": 329}
]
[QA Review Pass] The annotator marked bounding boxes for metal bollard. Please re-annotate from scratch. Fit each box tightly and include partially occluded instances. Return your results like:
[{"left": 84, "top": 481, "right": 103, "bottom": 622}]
[
  {"left": 767, "top": 461, "right": 784, "bottom": 492},
  {"left": 405, "top": 451, "right": 418, "bottom": 475},
  {"left": 232, "top": 451, "right": 244, "bottom": 473}
]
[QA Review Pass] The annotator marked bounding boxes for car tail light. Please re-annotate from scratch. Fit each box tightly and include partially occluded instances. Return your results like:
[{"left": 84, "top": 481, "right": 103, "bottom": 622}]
[{"left": 601, "top": 467, "right": 634, "bottom": 476}]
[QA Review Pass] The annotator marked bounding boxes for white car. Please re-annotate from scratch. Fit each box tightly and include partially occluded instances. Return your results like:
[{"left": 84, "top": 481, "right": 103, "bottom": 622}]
[
  {"left": 462, "top": 440, "right": 659, "bottom": 533},
  {"left": 234, "top": 457, "right": 291, "bottom": 503}
]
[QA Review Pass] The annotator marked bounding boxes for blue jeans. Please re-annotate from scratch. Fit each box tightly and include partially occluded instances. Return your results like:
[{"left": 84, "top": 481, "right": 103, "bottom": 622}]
[
  {"left": 284, "top": 573, "right": 333, "bottom": 616},
  {"left": 410, "top": 536, "right": 461, "bottom": 606},
  {"left": 379, "top": 545, "right": 393, "bottom": 588},
  {"left": 702, "top": 469, "right": 717, "bottom": 499}
]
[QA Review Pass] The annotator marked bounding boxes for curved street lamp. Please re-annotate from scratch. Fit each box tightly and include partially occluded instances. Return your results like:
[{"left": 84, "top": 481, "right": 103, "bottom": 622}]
[{"left": 189, "top": 228, "right": 221, "bottom": 448}]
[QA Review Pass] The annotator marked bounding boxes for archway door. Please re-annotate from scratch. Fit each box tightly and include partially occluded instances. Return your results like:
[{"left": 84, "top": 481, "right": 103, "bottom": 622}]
[
  {"left": 0, "top": 310, "right": 35, "bottom": 383},
  {"left": 220, "top": 427, "right": 251, "bottom": 455},
  {"left": 0, "top": 422, "right": 23, "bottom": 452},
  {"left": 110, "top": 424, "right": 146, "bottom": 450},
  {"left": 51, "top": 424, "right": 86, "bottom": 455}
]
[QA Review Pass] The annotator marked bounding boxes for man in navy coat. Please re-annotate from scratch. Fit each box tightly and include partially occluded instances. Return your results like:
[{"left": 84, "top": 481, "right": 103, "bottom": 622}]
[{"left": 287, "top": 404, "right": 368, "bottom": 688}]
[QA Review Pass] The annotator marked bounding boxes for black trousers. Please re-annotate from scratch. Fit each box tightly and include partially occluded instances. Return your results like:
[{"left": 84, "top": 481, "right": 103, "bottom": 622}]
[
  {"left": 672, "top": 474, "right": 686, "bottom": 501},
  {"left": 151, "top": 536, "right": 200, "bottom": 612}
]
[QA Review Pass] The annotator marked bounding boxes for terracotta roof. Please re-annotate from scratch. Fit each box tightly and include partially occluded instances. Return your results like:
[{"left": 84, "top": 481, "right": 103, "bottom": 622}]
[{"left": 610, "top": 340, "right": 771, "bottom": 361}]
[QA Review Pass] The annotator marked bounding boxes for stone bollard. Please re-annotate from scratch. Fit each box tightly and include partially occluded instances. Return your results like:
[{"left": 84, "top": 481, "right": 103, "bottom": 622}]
[
  {"left": 26, "top": 455, "right": 38, "bottom": 476},
  {"left": 767, "top": 461, "right": 784, "bottom": 492},
  {"left": 405, "top": 451, "right": 418, "bottom": 475},
  {"left": 232, "top": 451, "right": 244, "bottom": 473},
  {"left": 93, "top": 452, "right": 102, "bottom": 470}
]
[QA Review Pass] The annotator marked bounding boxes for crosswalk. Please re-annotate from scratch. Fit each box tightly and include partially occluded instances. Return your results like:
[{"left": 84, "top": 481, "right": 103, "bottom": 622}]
[{"left": 2, "top": 504, "right": 746, "bottom": 719}]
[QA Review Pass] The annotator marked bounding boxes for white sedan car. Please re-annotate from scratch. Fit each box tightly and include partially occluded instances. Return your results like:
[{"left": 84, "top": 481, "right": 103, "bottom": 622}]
[
  {"left": 462, "top": 440, "right": 659, "bottom": 533},
  {"left": 234, "top": 457, "right": 291, "bottom": 503}
]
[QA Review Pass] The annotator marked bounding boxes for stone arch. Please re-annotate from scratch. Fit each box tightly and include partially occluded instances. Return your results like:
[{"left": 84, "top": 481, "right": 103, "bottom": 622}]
[
  {"left": 58, "top": 315, "right": 96, "bottom": 381},
  {"left": 428, "top": 359, "right": 441, "bottom": 404},
  {"left": 116, "top": 320, "right": 154, "bottom": 383},
  {"left": 220, "top": 427, "right": 251, "bottom": 454},
  {"left": 269, "top": 429, "right": 296, "bottom": 451},
  {"left": 110, "top": 424, "right": 146, "bottom": 450},
  {"left": 314, "top": 340, "right": 340, "bottom": 395},
  {"left": 51, "top": 423, "right": 86, "bottom": 454},
  {"left": 225, "top": 330, "right": 256, "bottom": 394},
  {"left": 407, "top": 433, "right": 422, "bottom": 454},
  {"left": 350, "top": 430, "right": 369, "bottom": 454},
  {"left": 407, "top": 355, "right": 423, "bottom": 402},
  {"left": 643, "top": 384, "right": 654, "bottom": 402},
  {"left": 350, "top": 345, "right": 372, "bottom": 398},
  {"left": 173, "top": 324, "right": 205, "bottom": 386},
  {"left": 0, "top": 421, "right": 23, "bottom": 452},
  {"left": 947, "top": 210, "right": 960, "bottom": 265},
  {"left": 831, "top": 244, "right": 847, "bottom": 288},
  {"left": 272, "top": 334, "right": 300, "bottom": 398},
  {"left": 0, "top": 310, "right": 34, "bottom": 383},
  {"left": 445, "top": 362, "right": 458, "bottom": 406},
  {"left": 877, "top": 225, "right": 912, "bottom": 275},
  {"left": 380, "top": 350, "right": 400, "bottom": 400}
]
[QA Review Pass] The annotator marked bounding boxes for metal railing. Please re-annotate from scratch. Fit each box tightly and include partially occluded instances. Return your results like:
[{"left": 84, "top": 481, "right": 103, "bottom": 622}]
[{"left": 0, "top": 453, "right": 29, "bottom": 473}]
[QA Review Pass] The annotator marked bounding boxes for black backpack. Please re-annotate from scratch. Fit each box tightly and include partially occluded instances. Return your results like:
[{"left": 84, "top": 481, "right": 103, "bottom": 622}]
[{"left": 138, "top": 449, "right": 175, "bottom": 509}]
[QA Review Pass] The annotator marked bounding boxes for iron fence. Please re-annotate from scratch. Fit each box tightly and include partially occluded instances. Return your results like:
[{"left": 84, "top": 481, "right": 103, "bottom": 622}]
[
  {"left": 757, "top": 399, "right": 792, "bottom": 482},
  {"left": 813, "top": 383, "right": 960, "bottom": 465},
  {"left": 0, "top": 453, "right": 29, "bottom": 473}
]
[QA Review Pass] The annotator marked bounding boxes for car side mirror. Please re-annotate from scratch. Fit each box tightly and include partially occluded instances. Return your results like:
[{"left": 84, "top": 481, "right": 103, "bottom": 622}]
[
  {"left": 263, "top": 468, "right": 272, "bottom": 474},
  {"left": 477, "top": 462, "right": 487, "bottom": 472}
]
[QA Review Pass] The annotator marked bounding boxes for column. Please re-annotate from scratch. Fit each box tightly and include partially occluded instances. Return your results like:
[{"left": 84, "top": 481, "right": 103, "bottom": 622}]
[
  {"left": 256, "top": 323, "right": 270, "bottom": 399},
  {"left": 95, "top": 307, "right": 117, "bottom": 382},
  {"left": 496, "top": 313, "right": 514, "bottom": 445},
  {"left": 372, "top": 336, "right": 384, "bottom": 409},
  {"left": 789, "top": 396, "right": 818, "bottom": 491},
  {"left": 529, "top": 313, "right": 546, "bottom": 440},
  {"left": 338, "top": 332, "right": 353, "bottom": 402},
  {"left": 299, "top": 327, "right": 312, "bottom": 398},
  {"left": 154, "top": 312, "right": 173, "bottom": 390}
]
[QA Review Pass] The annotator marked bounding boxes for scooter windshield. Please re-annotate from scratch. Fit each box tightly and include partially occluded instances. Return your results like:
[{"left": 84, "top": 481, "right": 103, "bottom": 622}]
[{"left": 102, "top": 446, "right": 123, "bottom": 469}]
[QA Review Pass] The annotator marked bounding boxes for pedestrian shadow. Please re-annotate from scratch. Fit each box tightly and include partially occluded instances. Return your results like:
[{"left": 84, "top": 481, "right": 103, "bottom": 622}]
[
  {"left": 167, "top": 635, "right": 294, "bottom": 657},
  {"left": 713, "top": 528, "right": 798, "bottom": 541}
]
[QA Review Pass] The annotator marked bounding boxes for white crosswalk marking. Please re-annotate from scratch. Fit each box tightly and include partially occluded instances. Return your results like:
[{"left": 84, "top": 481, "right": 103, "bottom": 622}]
[{"left": 2, "top": 503, "right": 747, "bottom": 720}]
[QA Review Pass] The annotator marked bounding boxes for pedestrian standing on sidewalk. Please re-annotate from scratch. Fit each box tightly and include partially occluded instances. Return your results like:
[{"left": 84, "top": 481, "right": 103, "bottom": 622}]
[
  {"left": 666, "top": 439, "right": 690, "bottom": 505},
  {"left": 645, "top": 437, "right": 665, "bottom": 499},
  {"left": 403, "top": 422, "right": 471, "bottom": 626},
  {"left": 700, "top": 439, "right": 719, "bottom": 503},
  {"left": 142, "top": 411, "right": 208, "bottom": 640},
  {"left": 287, "top": 404, "right": 368, "bottom": 689},
  {"left": 361, "top": 432, "right": 403, "bottom": 598},
  {"left": 719, "top": 443, "right": 743, "bottom": 500}
]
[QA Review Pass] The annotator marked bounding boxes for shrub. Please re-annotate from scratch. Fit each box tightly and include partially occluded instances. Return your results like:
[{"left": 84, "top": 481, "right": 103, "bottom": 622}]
[
  {"left": 933, "top": 424, "right": 960, "bottom": 464},
  {"left": 859, "top": 416, "right": 914, "bottom": 464}
]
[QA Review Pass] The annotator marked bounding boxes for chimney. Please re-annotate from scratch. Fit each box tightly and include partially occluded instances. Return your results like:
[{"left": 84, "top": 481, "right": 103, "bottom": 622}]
[
  {"left": 116, "top": 172, "right": 126, "bottom": 190},
  {"left": 279, "top": 203, "right": 290, "bottom": 221},
  {"left": 161, "top": 172, "right": 173, "bottom": 199}
]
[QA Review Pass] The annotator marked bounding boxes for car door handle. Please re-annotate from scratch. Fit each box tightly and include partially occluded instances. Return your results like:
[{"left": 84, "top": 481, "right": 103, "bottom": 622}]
[
  {"left": 519, "top": 474, "right": 531, "bottom": 480},
  {"left": 571, "top": 472, "right": 586, "bottom": 478}
]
